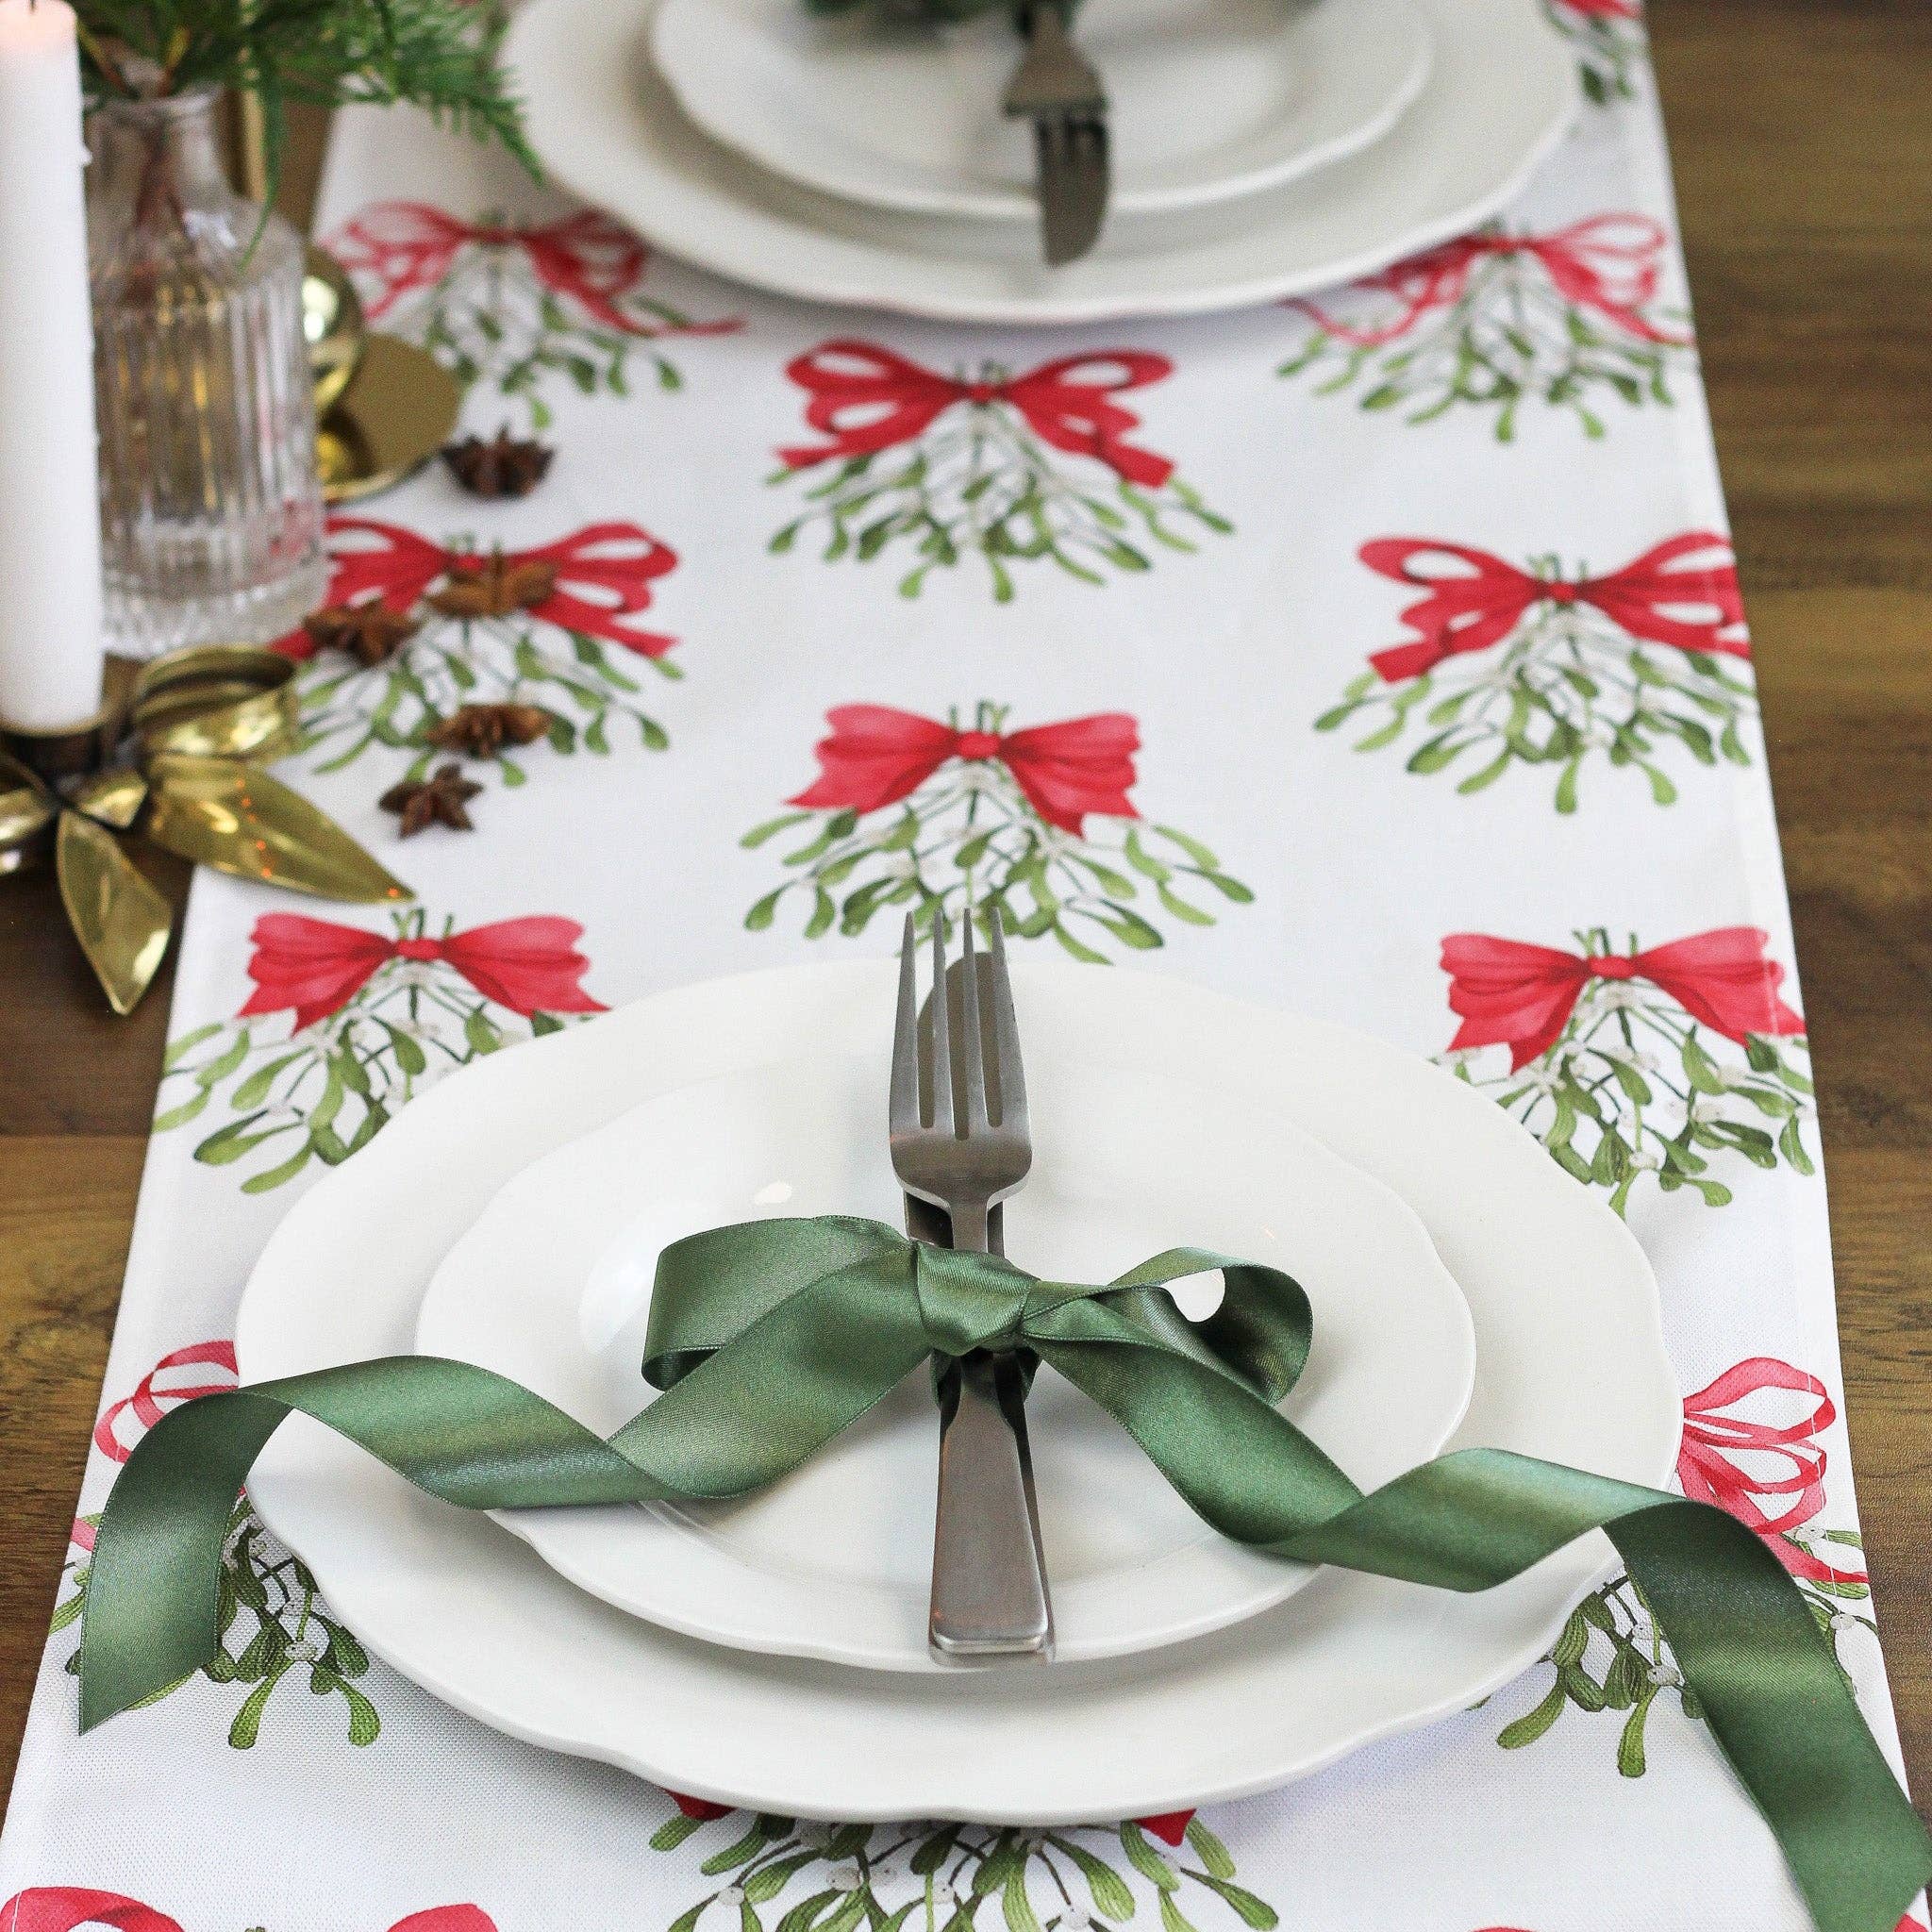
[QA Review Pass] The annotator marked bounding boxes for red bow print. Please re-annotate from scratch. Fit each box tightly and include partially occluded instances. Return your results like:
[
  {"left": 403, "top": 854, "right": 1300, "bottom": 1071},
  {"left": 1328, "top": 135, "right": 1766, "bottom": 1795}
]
[
  {"left": 0, "top": 1892, "right": 495, "bottom": 1932},
  {"left": 239, "top": 912, "right": 607, "bottom": 1033},
  {"left": 1561, "top": 0, "right": 1639, "bottom": 15},
  {"left": 327, "top": 199, "right": 738, "bottom": 341},
  {"left": 94, "top": 1341, "right": 237, "bottom": 1464},
  {"left": 1441, "top": 927, "right": 1806, "bottom": 1071},
  {"left": 1292, "top": 214, "right": 1689, "bottom": 349},
  {"left": 667, "top": 1790, "right": 735, "bottom": 1821},
  {"left": 1680, "top": 1358, "right": 1867, "bottom": 1586},
  {"left": 1359, "top": 532, "right": 1745, "bottom": 684},
  {"left": 277, "top": 518, "right": 679, "bottom": 660},
  {"left": 779, "top": 341, "right": 1177, "bottom": 489},
  {"left": 1134, "top": 1811, "right": 1194, "bottom": 1847},
  {"left": 790, "top": 706, "right": 1140, "bottom": 838}
]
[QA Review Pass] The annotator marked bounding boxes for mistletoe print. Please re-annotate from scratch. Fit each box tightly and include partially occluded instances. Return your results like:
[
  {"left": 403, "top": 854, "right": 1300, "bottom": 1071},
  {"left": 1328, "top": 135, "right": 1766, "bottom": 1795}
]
[
  {"left": 282, "top": 517, "right": 681, "bottom": 786},
  {"left": 56, "top": 1345, "right": 382, "bottom": 1751},
  {"left": 326, "top": 200, "right": 741, "bottom": 426},
  {"left": 647, "top": 1802, "right": 1278, "bottom": 1932},
  {"left": 1316, "top": 533, "right": 1754, "bottom": 810},
  {"left": 1278, "top": 215, "right": 1691, "bottom": 438},
  {"left": 1545, "top": 0, "right": 1647, "bottom": 104},
  {"left": 1495, "top": 1357, "right": 1871, "bottom": 1774},
  {"left": 745, "top": 705, "right": 1253, "bottom": 959},
  {"left": 0, "top": 1891, "right": 495, "bottom": 1932},
  {"left": 156, "top": 910, "right": 605, "bottom": 1192},
  {"left": 1440, "top": 925, "right": 1813, "bottom": 1211},
  {"left": 769, "top": 341, "right": 1230, "bottom": 601}
]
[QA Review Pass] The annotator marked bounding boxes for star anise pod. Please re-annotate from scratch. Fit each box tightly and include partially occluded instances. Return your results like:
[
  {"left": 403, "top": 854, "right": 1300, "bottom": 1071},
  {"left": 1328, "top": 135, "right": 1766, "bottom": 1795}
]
[
  {"left": 427, "top": 554, "right": 558, "bottom": 620},
  {"left": 441, "top": 427, "right": 556, "bottom": 500},
  {"left": 424, "top": 702, "right": 554, "bottom": 758},
  {"left": 378, "top": 763, "right": 483, "bottom": 838},
  {"left": 304, "top": 602, "right": 419, "bottom": 667}
]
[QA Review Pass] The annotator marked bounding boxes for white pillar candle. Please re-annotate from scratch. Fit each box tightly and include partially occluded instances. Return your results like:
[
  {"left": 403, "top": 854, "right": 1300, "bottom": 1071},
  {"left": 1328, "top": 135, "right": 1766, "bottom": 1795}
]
[{"left": 0, "top": 0, "right": 106, "bottom": 731}]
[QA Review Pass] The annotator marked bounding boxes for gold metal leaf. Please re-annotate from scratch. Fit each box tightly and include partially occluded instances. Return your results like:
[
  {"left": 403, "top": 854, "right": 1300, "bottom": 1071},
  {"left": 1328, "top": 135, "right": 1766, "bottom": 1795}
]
[
  {"left": 0, "top": 753, "right": 57, "bottom": 874},
  {"left": 70, "top": 765, "right": 150, "bottom": 830},
  {"left": 131, "top": 644, "right": 300, "bottom": 763},
  {"left": 56, "top": 811, "right": 173, "bottom": 1015},
  {"left": 143, "top": 752, "right": 412, "bottom": 904}
]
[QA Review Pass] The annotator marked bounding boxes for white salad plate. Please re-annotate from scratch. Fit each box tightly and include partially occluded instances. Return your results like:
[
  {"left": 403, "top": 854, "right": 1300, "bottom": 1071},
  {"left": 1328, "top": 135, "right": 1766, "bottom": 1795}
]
[
  {"left": 504, "top": 0, "right": 1575, "bottom": 324},
  {"left": 237, "top": 960, "right": 1679, "bottom": 1823},
  {"left": 413, "top": 1026, "right": 1477, "bottom": 1671},
  {"left": 648, "top": 0, "right": 1435, "bottom": 224}
]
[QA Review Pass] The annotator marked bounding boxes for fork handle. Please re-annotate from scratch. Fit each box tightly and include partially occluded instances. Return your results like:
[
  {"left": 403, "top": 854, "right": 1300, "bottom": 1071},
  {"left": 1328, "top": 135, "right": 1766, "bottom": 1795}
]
[{"left": 928, "top": 1199, "right": 1054, "bottom": 1662}]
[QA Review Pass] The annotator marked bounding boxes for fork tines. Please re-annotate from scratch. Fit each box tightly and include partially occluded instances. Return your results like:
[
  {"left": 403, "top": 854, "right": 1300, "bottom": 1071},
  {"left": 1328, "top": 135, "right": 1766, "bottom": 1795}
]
[{"left": 891, "top": 907, "right": 1027, "bottom": 1143}]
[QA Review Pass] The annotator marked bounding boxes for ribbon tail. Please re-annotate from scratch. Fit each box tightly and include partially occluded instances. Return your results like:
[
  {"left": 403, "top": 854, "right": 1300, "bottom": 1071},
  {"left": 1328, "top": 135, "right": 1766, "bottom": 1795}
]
[
  {"left": 1368, "top": 638, "right": 1449, "bottom": 683},
  {"left": 1288, "top": 1454, "right": 1928, "bottom": 1932},
  {"left": 1611, "top": 1498, "right": 1926, "bottom": 1932}
]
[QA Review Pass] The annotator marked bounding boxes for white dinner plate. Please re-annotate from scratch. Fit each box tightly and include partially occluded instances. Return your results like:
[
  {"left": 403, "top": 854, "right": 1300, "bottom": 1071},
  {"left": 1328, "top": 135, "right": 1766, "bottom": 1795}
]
[
  {"left": 504, "top": 0, "right": 1575, "bottom": 324},
  {"left": 414, "top": 1029, "right": 1476, "bottom": 1670},
  {"left": 649, "top": 0, "right": 1435, "bottom": 223},
  {"left": 237, "top": 960, "right": 1679, "bottom": 1823}
]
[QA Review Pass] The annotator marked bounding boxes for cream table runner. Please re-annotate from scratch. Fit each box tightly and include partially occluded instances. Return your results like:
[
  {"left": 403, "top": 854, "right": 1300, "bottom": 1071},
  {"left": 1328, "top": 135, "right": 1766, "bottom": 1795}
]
[{"left": 4, "top": 8, "right": 1916, "bottom": 1930}]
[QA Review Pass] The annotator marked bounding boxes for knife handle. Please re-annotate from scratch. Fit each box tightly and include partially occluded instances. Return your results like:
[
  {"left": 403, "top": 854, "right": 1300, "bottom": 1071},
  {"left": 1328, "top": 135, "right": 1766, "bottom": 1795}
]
[
  {"left": 929, "top": 1351, "right": 1053, "bottom": 1660},
  {"left": 926, "top": 1197, "right": 1054, "bottom": 1662}
]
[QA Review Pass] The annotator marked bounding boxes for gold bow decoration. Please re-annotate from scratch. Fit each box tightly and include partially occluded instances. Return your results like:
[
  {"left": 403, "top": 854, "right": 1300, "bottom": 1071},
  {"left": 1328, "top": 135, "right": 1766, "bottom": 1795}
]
[{"left": 0, "top": 645, "right": 410, "bottom": 1015}]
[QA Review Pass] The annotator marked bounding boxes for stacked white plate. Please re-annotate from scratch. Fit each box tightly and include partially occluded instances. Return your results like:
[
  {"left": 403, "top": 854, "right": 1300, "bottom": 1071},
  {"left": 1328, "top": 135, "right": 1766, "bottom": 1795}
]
[
  {"left": 500, "top": 0, "right": 1580, "bottom": 322},
  {"left": 236, "top": 959, "right": 1680, "bottom": 1821}
]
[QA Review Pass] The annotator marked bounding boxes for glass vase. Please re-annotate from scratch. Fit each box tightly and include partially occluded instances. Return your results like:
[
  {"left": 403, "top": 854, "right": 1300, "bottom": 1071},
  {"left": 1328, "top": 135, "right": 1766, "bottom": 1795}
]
[{"left": 88, "top": 89, "right": 327, "bottom": 655}]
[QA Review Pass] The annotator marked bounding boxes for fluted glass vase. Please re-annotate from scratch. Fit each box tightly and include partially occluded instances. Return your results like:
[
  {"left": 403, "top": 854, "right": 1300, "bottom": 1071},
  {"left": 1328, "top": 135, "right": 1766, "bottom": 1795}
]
[{"left": 88, "top": 90, "right": 327, "bottom": 655}]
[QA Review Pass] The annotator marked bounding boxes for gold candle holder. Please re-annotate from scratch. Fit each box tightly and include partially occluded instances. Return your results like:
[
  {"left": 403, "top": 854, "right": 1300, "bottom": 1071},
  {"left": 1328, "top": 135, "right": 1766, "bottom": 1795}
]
[{"left": 0, "top": 642, "right": 409, "bottom": 1013}]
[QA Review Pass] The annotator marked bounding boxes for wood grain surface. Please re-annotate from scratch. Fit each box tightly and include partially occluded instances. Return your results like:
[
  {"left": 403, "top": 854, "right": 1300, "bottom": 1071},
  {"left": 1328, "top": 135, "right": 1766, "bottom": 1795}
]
[{"left": 4, "top": 0, "right": 1930, "bottom": 1823}]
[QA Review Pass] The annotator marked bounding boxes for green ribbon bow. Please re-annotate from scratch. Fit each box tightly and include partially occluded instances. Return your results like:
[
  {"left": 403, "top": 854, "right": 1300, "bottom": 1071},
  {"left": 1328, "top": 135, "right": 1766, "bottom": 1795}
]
[{"left": 79, "top": 1217, "right": 1928, "bottom": 1932}]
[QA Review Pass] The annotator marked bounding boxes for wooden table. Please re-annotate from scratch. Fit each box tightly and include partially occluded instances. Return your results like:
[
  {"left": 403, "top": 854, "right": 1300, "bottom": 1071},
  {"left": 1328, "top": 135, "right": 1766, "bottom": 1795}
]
[{"left": 5, "top": 0, "right": 1930, "bottom": 1819}]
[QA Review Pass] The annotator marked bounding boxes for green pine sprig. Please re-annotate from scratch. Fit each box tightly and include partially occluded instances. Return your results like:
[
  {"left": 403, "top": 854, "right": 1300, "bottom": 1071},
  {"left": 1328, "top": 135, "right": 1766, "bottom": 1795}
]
[{"left": 75, "top": 0, "right": 534, "bottom": 208}]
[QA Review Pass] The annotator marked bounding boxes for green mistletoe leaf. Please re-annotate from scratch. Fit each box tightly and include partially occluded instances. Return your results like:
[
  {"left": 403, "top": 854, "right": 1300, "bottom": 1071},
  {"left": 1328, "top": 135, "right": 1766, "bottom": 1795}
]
[
  {"left": 240, "top": 1142, "right": 320, "bottom": 1194},
  {"left": 1047, "top": 1839, "right": 1134, "bottom": 1921},
  {"left": 153, "top": 1088, "right": 216, "bottom": 1133},
  {"left": 1001, "top": 1870, "right": 1042, "bottom": 1932},
  {"left": 162, "top": 1021, "right": 224, "bottom": 1069},
  {"left": 1498, "top": 1674, "right": 1570, "bottom": 1750},
  {"left": 1118, "top": 1825, "right": 1178, "bottom": 1892},
  {"left": 703, "top": 1820, "right": 776, "bottom": 1874},
  {"left": 649, "top": 1814, "right": 707, "bottom": 1853},
  {"left": 1186, "top": 1876, "right": 1276, "bottom": 1931},
  {"left": 1184, "top": 1821, "right": 1235, "bottom": 1882}
]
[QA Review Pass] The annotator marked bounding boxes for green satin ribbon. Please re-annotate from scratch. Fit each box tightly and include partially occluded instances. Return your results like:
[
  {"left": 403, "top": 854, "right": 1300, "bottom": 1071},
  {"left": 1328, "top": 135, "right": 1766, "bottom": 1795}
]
[{"left": 79, "top": 1216, "right": 1927, "bottom": 1932}]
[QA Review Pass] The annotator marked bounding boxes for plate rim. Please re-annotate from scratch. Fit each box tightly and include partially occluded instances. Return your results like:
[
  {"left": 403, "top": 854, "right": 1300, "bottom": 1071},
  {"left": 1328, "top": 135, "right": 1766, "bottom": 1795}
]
[
  {"left": 501, "top": 0, "right": 1578, "bottom": 325},
  {"left": 412, "top": 1024, "right": 1479, "bottom": 1671},
  {"left": 646, "top": 0, "right": 1438, "bottom": 224},
  {"left": 237, "top": 958, "right": 1681, "bottom": 1823}
]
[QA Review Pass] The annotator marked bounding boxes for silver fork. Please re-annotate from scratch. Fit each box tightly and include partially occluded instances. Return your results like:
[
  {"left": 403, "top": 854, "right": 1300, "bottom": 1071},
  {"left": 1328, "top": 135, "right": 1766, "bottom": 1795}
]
[
  {"left": 891, "top": 908, "right": 1054, "bottom": 1660},
  {"left": 1002, "top": 1, "right": 1109, "bottom": 268}
]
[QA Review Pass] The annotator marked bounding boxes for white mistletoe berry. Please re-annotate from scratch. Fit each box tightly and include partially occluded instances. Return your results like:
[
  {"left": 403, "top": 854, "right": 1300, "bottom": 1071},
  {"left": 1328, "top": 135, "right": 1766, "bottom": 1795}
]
[
  {"left": 824, "top": 1862, "right": 864, "bottom": 1894},
  {"left": 1647, "top": 1661, "right": 1684, "bottom": 1690},
  {"left": 953, "top": 761, "right": 1007, "bottom": 797},
  {"left": 928, "top": 1881, "right": 957, "bottom": 1912},
  {"left": 1831, "top": 1611, "right": 1862, "bottom": 1637},
  {"left": 800, "top": 1823, "right": 836, "bottom": 1851},
  {"left": 1587, "top": 981, "right": 1646, "bottom": 1013},
  {"left": 1598, "top": 1042, "right": 1660, "bottom": 1074},
  {"left": 716, "top": 1887, "right": 745, "bottom": 1909},
  {"left": 1059, "top": 1908, "right": 1092, "bottom": 1932},
  {"left": 286, "top": 1635, "right": 325, "bottom": 1664},
  {"left": 1626, "top": 1144, "right": 1663, "bottom": 1172}
]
